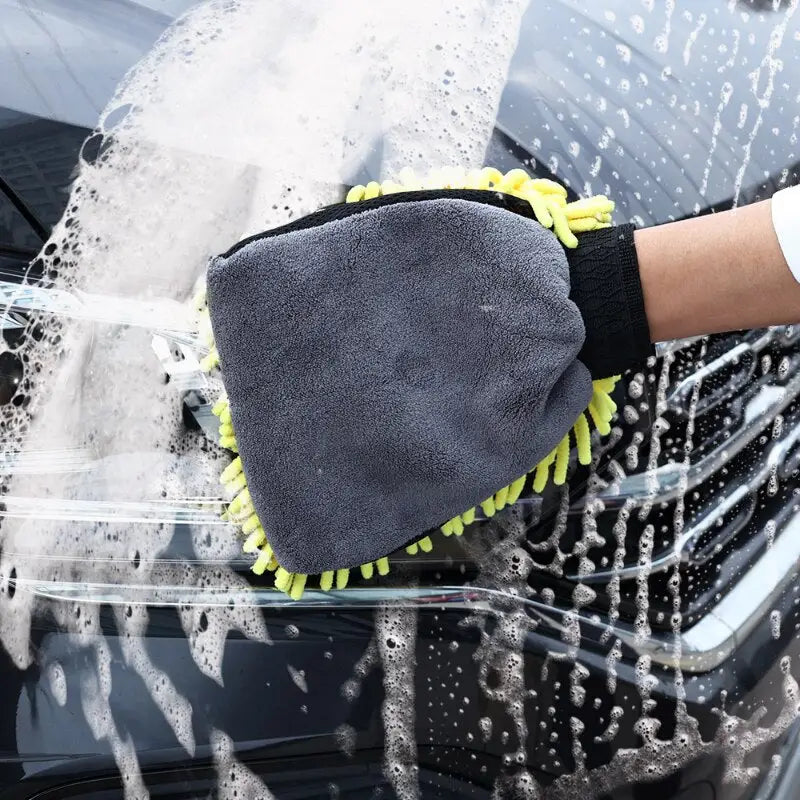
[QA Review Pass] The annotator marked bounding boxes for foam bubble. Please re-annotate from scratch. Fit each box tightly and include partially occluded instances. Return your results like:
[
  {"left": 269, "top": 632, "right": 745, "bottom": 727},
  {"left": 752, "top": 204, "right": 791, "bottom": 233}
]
[
  {"left": 771, "top": 610, "right": 782, "bottom": 640},
  {"left": 46, "top": 661, "right": 68, "bottom": 707},
  {"left": 377, "top": 605, "right": 420, "bottom": 799},
  {"left": 211, "top": 729, "right": 277, "bottom": 799},
  {"left": 287, "top": 664, "right": 308, "bottom": 694}
]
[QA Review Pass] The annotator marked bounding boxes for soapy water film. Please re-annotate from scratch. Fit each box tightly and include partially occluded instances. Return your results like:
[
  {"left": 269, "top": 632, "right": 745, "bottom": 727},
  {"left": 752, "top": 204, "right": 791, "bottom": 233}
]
[{"left": 1, "top": 0, "right": 800, "bottom": 797}]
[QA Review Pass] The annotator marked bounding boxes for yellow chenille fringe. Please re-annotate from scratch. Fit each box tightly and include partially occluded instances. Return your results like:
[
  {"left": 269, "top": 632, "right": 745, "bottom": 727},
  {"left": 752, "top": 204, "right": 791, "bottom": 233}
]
[
  {"left": 345, "top": 166, "right": 614, "bottom": 248},
  {"left": 200, "top": 167, "right": 619, "bottom": 599}
]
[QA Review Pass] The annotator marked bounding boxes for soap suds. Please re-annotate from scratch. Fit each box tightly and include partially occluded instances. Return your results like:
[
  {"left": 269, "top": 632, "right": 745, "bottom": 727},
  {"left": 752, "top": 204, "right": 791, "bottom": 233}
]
[
  {"left": 211, "top": 729, "right": 277, "bottom": 800},
  {"left": 378, "top": 605, "right": 420, "bottom": 800}
]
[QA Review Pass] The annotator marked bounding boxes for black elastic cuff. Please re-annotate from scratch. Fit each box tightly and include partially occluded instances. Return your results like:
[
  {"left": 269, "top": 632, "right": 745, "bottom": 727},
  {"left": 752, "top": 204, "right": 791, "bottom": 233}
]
[{"left": 566, "top": 224, "right": 654, "bottom": 378}]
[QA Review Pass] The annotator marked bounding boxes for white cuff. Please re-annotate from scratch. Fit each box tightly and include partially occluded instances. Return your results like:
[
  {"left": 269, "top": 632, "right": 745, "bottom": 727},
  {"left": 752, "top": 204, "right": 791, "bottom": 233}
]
[{"left": 771, "top": 183, "right": 800, "bottom": 285}]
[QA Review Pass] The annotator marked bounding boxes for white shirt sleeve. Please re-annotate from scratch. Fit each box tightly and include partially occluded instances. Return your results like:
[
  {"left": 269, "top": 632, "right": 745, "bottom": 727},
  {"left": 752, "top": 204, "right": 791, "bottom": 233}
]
[{"left": 771, "top": 183, "right": 800, "bottom": 285}]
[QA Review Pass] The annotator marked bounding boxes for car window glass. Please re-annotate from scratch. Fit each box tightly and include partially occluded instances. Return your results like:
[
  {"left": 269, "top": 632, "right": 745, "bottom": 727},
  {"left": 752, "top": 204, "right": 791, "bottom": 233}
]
[
  {"left": 0, "top": 190, "right": 39, "bottom": 252},
  {"left": 0, "top": 108, "right": 86, "bottom": 232}
]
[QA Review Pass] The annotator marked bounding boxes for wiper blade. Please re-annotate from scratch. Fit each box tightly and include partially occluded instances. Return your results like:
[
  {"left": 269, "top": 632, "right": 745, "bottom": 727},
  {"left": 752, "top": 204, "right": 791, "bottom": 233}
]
[{"left": 0, "top": 173, "right": 48, "bottom": 242}]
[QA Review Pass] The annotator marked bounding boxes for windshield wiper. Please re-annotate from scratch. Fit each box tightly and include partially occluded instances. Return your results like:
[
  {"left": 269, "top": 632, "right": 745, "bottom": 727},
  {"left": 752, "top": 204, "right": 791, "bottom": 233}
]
[{"left": 0, "top": 172, "right": 48, "bottom": 243}]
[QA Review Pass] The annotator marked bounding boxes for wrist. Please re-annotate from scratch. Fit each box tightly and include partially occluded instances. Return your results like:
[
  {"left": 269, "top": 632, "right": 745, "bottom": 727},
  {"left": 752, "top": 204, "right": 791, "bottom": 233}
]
[
  {"left": 636, "top": 200, "right": 800, "bottom": 342},
  {"left": 566, "top": 225, "right": 653, "bottom": 378}
]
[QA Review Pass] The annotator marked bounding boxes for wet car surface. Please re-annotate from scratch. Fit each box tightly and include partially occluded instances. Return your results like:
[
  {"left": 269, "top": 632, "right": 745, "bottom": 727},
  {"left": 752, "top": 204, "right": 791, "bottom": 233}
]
[{"left": 1, "top": 1, "right": 800, "bottom": 798}]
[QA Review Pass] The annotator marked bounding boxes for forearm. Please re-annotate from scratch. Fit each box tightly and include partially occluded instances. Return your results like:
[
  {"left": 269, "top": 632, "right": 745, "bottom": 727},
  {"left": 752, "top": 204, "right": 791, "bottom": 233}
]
[{"left": 634, "top": 200, "right": 800, "bottom": 342}]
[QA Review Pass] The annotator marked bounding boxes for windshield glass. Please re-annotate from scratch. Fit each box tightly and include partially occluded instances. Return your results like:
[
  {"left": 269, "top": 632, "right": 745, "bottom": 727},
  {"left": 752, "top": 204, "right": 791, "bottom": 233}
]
[
  {"left": 0, "top": 190, "right": 39, "bottom": 252},
  {"left": 1, "top": 2, "right": 799, "bottom": 798}
]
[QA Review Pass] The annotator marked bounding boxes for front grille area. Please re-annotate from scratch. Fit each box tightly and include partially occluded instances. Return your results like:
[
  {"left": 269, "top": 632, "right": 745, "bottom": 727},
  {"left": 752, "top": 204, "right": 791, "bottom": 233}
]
[{"left": 529, "top": 325, "right": 800, "bottom": 637}]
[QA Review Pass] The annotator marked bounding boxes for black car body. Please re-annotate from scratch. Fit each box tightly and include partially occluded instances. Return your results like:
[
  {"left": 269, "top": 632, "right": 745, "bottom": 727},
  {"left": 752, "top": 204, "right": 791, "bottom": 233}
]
[{"left": 1, "top": 1, "right": 799, "bottom": 798}]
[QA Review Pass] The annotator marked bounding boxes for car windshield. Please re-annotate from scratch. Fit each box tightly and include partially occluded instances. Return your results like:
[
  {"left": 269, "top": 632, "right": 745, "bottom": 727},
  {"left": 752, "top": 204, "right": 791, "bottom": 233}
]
[{"left": 1, "top": 1, "right": 799, "bottom": 799}]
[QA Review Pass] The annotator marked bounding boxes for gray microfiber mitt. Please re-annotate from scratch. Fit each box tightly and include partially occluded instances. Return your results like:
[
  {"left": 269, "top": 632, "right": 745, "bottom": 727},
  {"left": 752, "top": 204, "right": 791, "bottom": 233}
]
[{"left": 205, "top": 192, "right": 593, "bottom": 577}]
